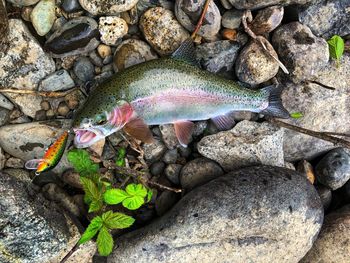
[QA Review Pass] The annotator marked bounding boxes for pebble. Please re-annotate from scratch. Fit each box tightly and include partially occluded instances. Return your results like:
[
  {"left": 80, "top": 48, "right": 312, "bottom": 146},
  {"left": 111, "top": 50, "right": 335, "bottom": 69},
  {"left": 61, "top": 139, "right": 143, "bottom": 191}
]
[
  {"left": 113, "top": 39, "right": 158, "bottom": 71},
  {"left": 5, "top": 157, "right": 24, "bottom": 168},
  {"left": 98, "top": 16, "right": 128, "bottom": 46},
  {"left": 196, "top": 40, "right": 241, "bottom": 75},
  {"left": 62, "top": 0, "right": 82, "bottom": 13},
  {"left": 250, "top": 6, "right": 284, "bottom": 35},
  {"left": 46, "top": 109, "right": 55, "bottom": 118},
  {"left": 7, "top": 0, "right": 40, "bottom": 6},
  {"left": 178, "top": 146, "right": 191, "bottom": 158},
  {"left": 315, "top": 185, "right": 332, "bottom": 211},
  {"left": 226, "top": 0, "right": 314, "bottom": 10},
  {"left": 142, "top": 139, "right": 167, "bottom": 163},
  {"left": 159, "top": 124, "right": 182, "bottom": 149},
  {"left": 108, "top": 166, "right": 323, "bottom": 263},
  {"left": 0, "top": 147, "right": 5, "bottom": 170},
  {"left": 73, "top": 57, "right": 95, "bottom": 82},
  {"left": 175, "top": 0, "right": 221, "bottom": 39},
  {"left": 97, "top": 44, "right": 112, "bottom": 59},
  {"left": 140, "top": 7, "right": 189, "bottom": 55},
  {"left": 0, "top": 94, "right": 14, "bottom": 111},
  {"left": 222, "top": 28, "right": 237, "bottom": 41},
  {"left": 0, "top": 108, "right": 10, "bottom": 126},
  {"left": 30, "top": 0, "right": 56, "bottom": 36},
  {"left": 44, "top": 17, "right": 100, "bottom": 58},
  {"left": 89, "top": 50, "right": 104, "bottom": 67},
  {"left": 40, "top": 100, "right": 51, "bottom": 111},
  {"left": 235, "top": 40, "right": 279, "bottom": 85},
  {"left": 180, "top": 158, "right": 223, "bottom": 190},
  {"left": 0, "top": 19, "right": 55, "bottom": 90},
  {"left": 150, "top": 161, "right": 166, "bottom": 176},
  {"left": 57, "top": 101, "right": 70, "bottom": 116},
  {"left": 39, "top": 69, "right": 75, "bottom": 92},
  {"left": 162, "top": 149, "right": 178, "bottom": 164},
  {"left": 315, "top": 148, "right": 350, "bottom": 190},
  {"left": 165, "top": 164, "right": 182, "bottom": 185},
  {"left": 21, "top": 6, "right": 33, "bottom": 22},
  {"left": 34, "top": 109, "right": 47, "bottom": 121},
  {"left": 272, "top": 22, "right": 329, "bottom": 83},
  {"left": 155, "top": 190, "right": 179, "bottom": 216},
  {"left": 198, "top": 120, "right": 284, "bottom": 171},
  {"left": 192, "top": 121, "right": 208, "bottom": 137},
  {"left": 78, "top": 0, "right": 139, "bottom": 15},
  {"left": 297, "top": 160, "right": 315, "bottom": 184},
  {"left": 221, "top": 9, "right": 243, "bottom": 29},
  {"left": 62, "top": 170, "right": 83, "bottom": 189}
]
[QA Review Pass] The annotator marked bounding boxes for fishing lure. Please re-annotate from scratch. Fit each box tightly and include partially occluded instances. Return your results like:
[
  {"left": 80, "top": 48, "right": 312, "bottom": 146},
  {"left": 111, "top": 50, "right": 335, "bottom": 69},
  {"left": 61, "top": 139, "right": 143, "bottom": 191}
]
[{"left": 25, "top": 131, "right": 69, "bottom": 175}]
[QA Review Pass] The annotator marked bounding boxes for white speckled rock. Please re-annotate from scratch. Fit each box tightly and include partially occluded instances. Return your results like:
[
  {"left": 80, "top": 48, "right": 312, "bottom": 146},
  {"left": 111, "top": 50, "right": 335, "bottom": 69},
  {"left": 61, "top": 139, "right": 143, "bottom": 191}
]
[
  {"left": 197, "top": 120, "right": 284, "bottom": 171},
  {"left": 30, "top": 0, "right": 56, "bottom": 36},
  {"left": 0, "top": 19, "right": 55, "bottom": 90},
  {"left": 79, "top": 0, "right": 139, "bottom": 15},
  {"left": 107, "top": 166, "right": 323, "bottom": 263},
  {"left": 99, "top": 16, "right": 128, "bottom": 45},
  {"left": 140, "top": 7, "right": 190, "bottom": 56}
]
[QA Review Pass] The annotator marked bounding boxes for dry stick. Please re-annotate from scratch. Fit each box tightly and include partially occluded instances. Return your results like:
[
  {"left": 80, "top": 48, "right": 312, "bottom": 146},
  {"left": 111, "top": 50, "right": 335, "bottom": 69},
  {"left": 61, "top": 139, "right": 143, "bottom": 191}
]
[
  {"left": 60, "top": 243, "right": 79, "bottom": 263},
  {"left": 191, "top": 0, "right": 212, "bottom": 39},
  {"left": 0, "top": 87, "right": 79, "bottom": 98},
  {"left": 269, "top": 118, "right": 350, "bottom": 149},
  {"left": 306, "top": 80, "right": 335, "bottom": 91},
  {"left": 103, "top": 160, "right": 182, "bottom": 193}
]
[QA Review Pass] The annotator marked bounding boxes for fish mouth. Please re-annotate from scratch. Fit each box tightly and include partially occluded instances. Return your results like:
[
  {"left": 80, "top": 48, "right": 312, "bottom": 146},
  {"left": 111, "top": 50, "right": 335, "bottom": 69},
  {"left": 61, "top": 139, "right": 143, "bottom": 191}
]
[{"left": 73, "top": 128, "right": 105, "bottom": 148}]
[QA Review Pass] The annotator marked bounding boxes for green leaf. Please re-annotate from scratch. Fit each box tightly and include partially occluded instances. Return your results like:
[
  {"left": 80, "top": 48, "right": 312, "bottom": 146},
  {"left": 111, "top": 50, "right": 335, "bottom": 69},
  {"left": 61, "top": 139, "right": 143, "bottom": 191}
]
[
  {"left": 125, "top": 184, "right": 148, "bottom": 198},
  {"left": 146, "top": 189, "right": 153, "bottom": 203},
  {"left": 96, "top": 226, "right": 114, "bottom": 256},
  {"left": 115, "top": 158, "right": 125, "bottom": 167},
  {"left": 80, "top": 177, "right": 101, "bottom": 200},
  {"left": 78, "top": 216, "right": 103, "bottom": 244},
  {"left": 327, "top": 35, "right": 344, "bottom": 62},
  {"left": 102, "top": 211, "right": 135, "bottom": 229},
  {"left": 103, "top": 189, "right": 129, "bottom": 205},
  {"left": 122, "top": 196, "right": 145, "bottom": 210},
  {"left": 290, "top": 112, "right": 303, "bottom": 119},
  {"left": 89, "top": 199, "right": 103, "bottom": 213},
  {"left": 67, "top": 149, "right": 99, "bottom": 176},
  {"left": 117, "top": 148, "right": 126, "bottom": 158}
]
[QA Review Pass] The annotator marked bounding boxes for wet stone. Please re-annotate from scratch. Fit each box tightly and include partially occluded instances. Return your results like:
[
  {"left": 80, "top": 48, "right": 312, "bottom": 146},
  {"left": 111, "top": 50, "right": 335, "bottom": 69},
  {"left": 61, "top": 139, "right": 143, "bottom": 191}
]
[
  {"left": 73, "top": 57, "right": 95, "bottom": 82},
  {"left": 78, "top": 0, "right": 139, "bottom": 15},
  {"left": 221, "top": 9, "right": 243, "bottom": 30},
  {"left": 150, "top": 161, "right": 166, "bottom": 176},
  {"left": 250, "top": 5, "right": 284, "bottom": 35},
  {"left": 30, "top": 0, "right": 56, "bottom": 36},
  {"left": 39, "top": 69, "right": 75, "bottom": 92},
  {"left": 62, "top": 0, "right": 82, "bottom": 13},
  {"left": 162, "top": 149, "right": 178, "bottom": 164},
  {"left": 99, "top": 16, "right": 128, "bottom": 46},
  {"left": 165, "top": 164, "right": 182, "bottom": 185},
  {"left": 44, "top": 17, "right": 100, "bottom": 58}
]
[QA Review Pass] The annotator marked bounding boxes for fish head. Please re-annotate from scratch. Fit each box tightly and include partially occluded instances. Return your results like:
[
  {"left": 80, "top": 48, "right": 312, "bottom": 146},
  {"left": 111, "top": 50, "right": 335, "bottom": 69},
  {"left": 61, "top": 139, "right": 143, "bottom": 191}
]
[{"left": 72, "top": 100, "right": 134, "bottom": 148}]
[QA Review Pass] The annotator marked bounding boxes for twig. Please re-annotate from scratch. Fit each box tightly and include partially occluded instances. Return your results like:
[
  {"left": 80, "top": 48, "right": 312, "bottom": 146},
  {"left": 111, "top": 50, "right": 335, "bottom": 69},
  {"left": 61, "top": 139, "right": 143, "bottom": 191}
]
[
  {"left": 191, "top": 0, "right": 212, "bottom": 39},
  {"left": 242, "top": 10, "right": 289, "bottom": 74},
  {"left": 306, "top": 80, "right": 335, "bottom": 90},
  {"left": 321, "top": 132, "right": 350, "bottom": 137},
  {"left": 0, "top": 87, "right": 79, "bottom": 98},
  {"left": 269, "top": 118, "right": 350, "bottom": 149},
  {"left": 60, "top": 242, "right": 79, "bottom": 263},
  {"left": 103, "top": 160, "right": 182, "bottom": 193}
]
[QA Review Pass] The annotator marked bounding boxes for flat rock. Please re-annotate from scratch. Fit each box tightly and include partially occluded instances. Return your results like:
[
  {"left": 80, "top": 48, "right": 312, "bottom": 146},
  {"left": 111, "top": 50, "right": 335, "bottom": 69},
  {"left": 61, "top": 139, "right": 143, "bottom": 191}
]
[
  {"left": 226, "top": 0, "right": 314, "bottom": 10},
  {"left": 272, "top": 22, "right": 329, "bottom": 83},
  {"left": 0, "top": 93, "right": 14, "bottom": 111},
  {"left": 79, "top": 0, "right": 139, "bottom": 15},
  {"left": 0, "top": 171, "right": 80, "bottom": 262},
  {"left": 4, "top": 93, "right": 42, "bottom": 118},
  {"left": 281, "top": 54, "right": 350, "bottom": 161},
  {"left": 30, "top": 0, "right": 56, "bottom": 36},
  {"left": 107, "top": 166, "right": 323, "bottom": 263},
  {"left": 0, "top": 19, "right": 55, "bottom": 90},
  {"left": 197, "top": 120, "right": 284, "bottom": 171},
  {"left": 39, "top": 69, "right": 75, "bottom": 92},
  {"left": 301, "top": 205, "right": 350, "bottom": 263}
]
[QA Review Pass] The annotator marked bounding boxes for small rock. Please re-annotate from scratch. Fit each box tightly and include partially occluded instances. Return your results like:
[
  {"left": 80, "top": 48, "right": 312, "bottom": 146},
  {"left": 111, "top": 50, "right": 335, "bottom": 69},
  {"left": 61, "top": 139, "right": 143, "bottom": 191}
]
[
  {"left": 222, "top": 28, "right": 237, "bottom": 41},
  {"left": 165, "top": 164, "right": 182, "bottom": 185},
  {"left": 150, "top": 161, "right": 166, "bottom": 176},
  {"left": 192, "top": 121, "right": 208, "bottom": 137},
  {"left": 231, "top": 111, "right": 255, "bottom": 121},
  {"left": 21, "top": 6, "right": 33, "bottom": 21},
  {"left": 40, "top": 100, "right": 51, "bottom": 111},
  {"left": 196, "top": 40, "right": 241, "bottom": 75},
  {"left": 0, "top": 147, "right": 5, "bottom": 170},
  {"left": 44, "top": 17, "right": 99, "bottom": 58},
  {"left": 298, "top": 0, "right": 350, "bottom": 38},
  {"left": 46, "top": 109, "right": 55, "bottom": 118},
  {"left": 159, "top": 124, "right": 181, "bottom": 149},
  {"left": 272, "top": 22, "right": 329, "bottom": 82},
  {"left": 284, "top": 162, "right": 296, "bottom": 170},
  {"left": 107, "top": 166, "right": 323, "bottom": 263},
  {"left": 7, "top": 0, "right": 40, "bottom": 6},
  {"left": 0, "top": 93, "right": 14, "bottom": 111},
  {"left": 97, "top": 44, "right": 112, "bottom": 58},
  {"left": 221, "top": 9, "right": 243, "bottom": 29},
  {"left": 113, "top": 39, "right": 158, "bottom": 71},
  {"left": 235, "top": 40, "right": 279, "bottom": 85},
  {"left": 6, "top": 94, "right": 42, "bottom": 118},
  {"left": 62, "top": 170, "right": 83, "bottom": 189},
  {"left": 155, "top": 190, "right": 179, "bottom": 216},
  {"left": 301, "top": 205, "right": 350, "bottom": 263},
  {"left": 180, "top": 158, "right": 223, "bottom": 190},
  {"left": 62, "top": 0, "right": 82, "bottom": 13},
  {"left": 57, "top": 101, "right": 70, "bottom": 116},
  {"left": 297, "top": 160, "right": 315, "bottom": 184},
  {"left": 250, "top": 6, "right": 284, "bottom": 35},
  {"left": 142, "top": 139, "right": 167, "bottom": 163},
  {"left": 315, "top": 185, "right": 332, "bottom": 211},
  {"left": 39, "top": 69, "right": 75, "bottom": 92},
  {"left": 89, "top": 50, "right": 104, "bottom": 67},
  {"left": 0, "top": 171, "right": 79, "bottom": 262},
  {"left": 140, "top": 7, "right": 189, "bottom": 56},
  {"left": 34, "top": 109, "right": 47, "bottom": 121},
  {"left": 78, "top": 0, "right": 139, "bottom": 15},
  {"left": 5, "top": 157, "right": 24, "bottom": 168},
  {"left": 89, "top": 138, "right": 105, "bottom": 157},
  {"left": 99, "top": 16, "right": 128, "bottom": 46},
  {"left": 178, "top": 146, "right": 191, "bottom": 158},
  {"left": 226, "top": 0, "right": 314, "bottom": 10},
  {"left": 73, "top": 57, "right": 95, "bottom": 82},
  {"left": 162, "top": 149, "right": 178, "bottom": 164},
  {"left": 30, "top": 0, "right": 56, "bottom": 36},
  {"left": 0, "top": 107, "right": 10, "bottom": 126},
  {"left": 175, "top": 0, "right": 221, "bottom": 39},
  {"left": 315, "top": 148, "right": 350, "bottom": 190},
  {"left": 0, "top": 19, "right": 55, "bottom": 90},
  {"left": 220, "top": 0, "right": 233, "bottom": 9},
  {"left": 65, "top": 241, "right": 96, "bottom": 263},
  {"left": 198, "top": 120, "right": 284, "bottom": 171}
]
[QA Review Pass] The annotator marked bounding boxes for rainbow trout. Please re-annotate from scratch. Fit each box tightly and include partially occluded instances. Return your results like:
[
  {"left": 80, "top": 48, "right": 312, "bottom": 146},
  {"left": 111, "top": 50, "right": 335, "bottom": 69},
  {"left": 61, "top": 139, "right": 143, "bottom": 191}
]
[{"left": 73, "top": 40, "right": 290, "bottom": 148}]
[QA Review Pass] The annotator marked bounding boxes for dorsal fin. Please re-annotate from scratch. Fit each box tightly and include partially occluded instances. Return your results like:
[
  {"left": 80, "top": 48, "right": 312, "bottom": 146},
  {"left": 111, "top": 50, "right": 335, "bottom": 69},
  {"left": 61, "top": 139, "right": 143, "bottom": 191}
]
[{"left": 172, "top": 38, "right": 201, "bottom": 68}]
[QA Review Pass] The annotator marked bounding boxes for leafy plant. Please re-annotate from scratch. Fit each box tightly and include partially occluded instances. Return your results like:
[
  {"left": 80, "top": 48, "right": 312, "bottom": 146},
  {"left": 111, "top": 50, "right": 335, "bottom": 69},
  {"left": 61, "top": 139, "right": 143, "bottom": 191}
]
[
  {"left": 78, "top": 211, "right": 134, "bottom": 256},
  {"left": 290, "top": 112, "right": 303, "bottom": 119},
  {"left": 67, "top": 149, "right": 99, "bottom": 176},
  {"left": 115, "top": 147, "right": 126, "bottom": 167},
  {"left": 104, "top": 183, "right": 152, "bottom": 210},
  {"left": 327, "top": 35, "right": 344, "bottom": 68}
]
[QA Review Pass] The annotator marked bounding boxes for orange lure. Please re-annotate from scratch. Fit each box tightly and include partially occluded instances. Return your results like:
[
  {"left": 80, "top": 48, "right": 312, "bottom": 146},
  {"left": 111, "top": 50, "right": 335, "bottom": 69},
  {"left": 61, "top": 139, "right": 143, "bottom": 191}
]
[{"left": 25, "top": 131, "right": 69, "bottom": 175}]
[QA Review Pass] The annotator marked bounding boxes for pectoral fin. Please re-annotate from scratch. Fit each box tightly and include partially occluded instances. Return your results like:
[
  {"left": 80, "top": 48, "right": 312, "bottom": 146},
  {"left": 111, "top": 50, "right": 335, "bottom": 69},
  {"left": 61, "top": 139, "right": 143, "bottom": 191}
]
[
  {"left": 123, "top": 118, "right": 154, "bottom": 143},
  {"left": 211, "top": 114, "right": 235, "bottom": 131},
  {"left": 174, "top": 121, "right": 194, "bottom": 147},
  {"left": 25, "top": 159, "right": 45, "bottom": 170}
]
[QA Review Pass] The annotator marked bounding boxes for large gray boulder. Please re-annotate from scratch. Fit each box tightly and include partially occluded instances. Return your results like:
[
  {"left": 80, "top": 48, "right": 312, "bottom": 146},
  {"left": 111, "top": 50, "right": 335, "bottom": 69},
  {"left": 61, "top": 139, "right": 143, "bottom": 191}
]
[
  {"left": 226, "top": 0, "right": 314, "bottom": 10},
  {"left": 108, "top": 166, "right": 323, "bottom": 263}
]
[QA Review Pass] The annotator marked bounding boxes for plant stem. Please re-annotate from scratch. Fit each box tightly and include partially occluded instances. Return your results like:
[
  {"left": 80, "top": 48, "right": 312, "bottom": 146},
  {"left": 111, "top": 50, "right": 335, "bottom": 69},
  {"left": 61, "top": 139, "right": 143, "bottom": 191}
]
[
  {"left": 0, "top": 87, "right": 78, "bottom": 97},
  {"left": 60, "top": 242, "right": 79, "bottom": 263},
  {"left": 191, "top": 0, "right": 212, "bottom": 39}
]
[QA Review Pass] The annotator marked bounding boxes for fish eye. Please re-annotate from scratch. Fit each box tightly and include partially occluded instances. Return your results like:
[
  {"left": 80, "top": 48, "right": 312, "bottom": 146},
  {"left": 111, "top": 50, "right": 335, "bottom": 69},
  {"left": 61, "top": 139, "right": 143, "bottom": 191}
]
[{"left": 95, "top": 114, "right": 107, "bottom": 125}]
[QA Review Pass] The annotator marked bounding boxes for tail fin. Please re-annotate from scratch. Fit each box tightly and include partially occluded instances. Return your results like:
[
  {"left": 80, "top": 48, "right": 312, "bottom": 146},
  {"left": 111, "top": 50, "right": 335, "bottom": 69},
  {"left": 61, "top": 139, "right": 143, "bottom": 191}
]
[{"left": 261, "top": 85, "right": 290, "bottom": 119}]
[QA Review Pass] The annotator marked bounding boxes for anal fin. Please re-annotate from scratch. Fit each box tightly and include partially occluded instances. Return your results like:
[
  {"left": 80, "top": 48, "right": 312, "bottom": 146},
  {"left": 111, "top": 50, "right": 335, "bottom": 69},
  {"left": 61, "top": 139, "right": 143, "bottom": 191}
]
[
  {"left": 174, "top": 121, "right": 194, "bottom": 147},
  {"left": 211, "top": 114, "right": 235, "bottom": 131},
  {"left": 123, "top": 118, "right": 154, "bottom": 144}
]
